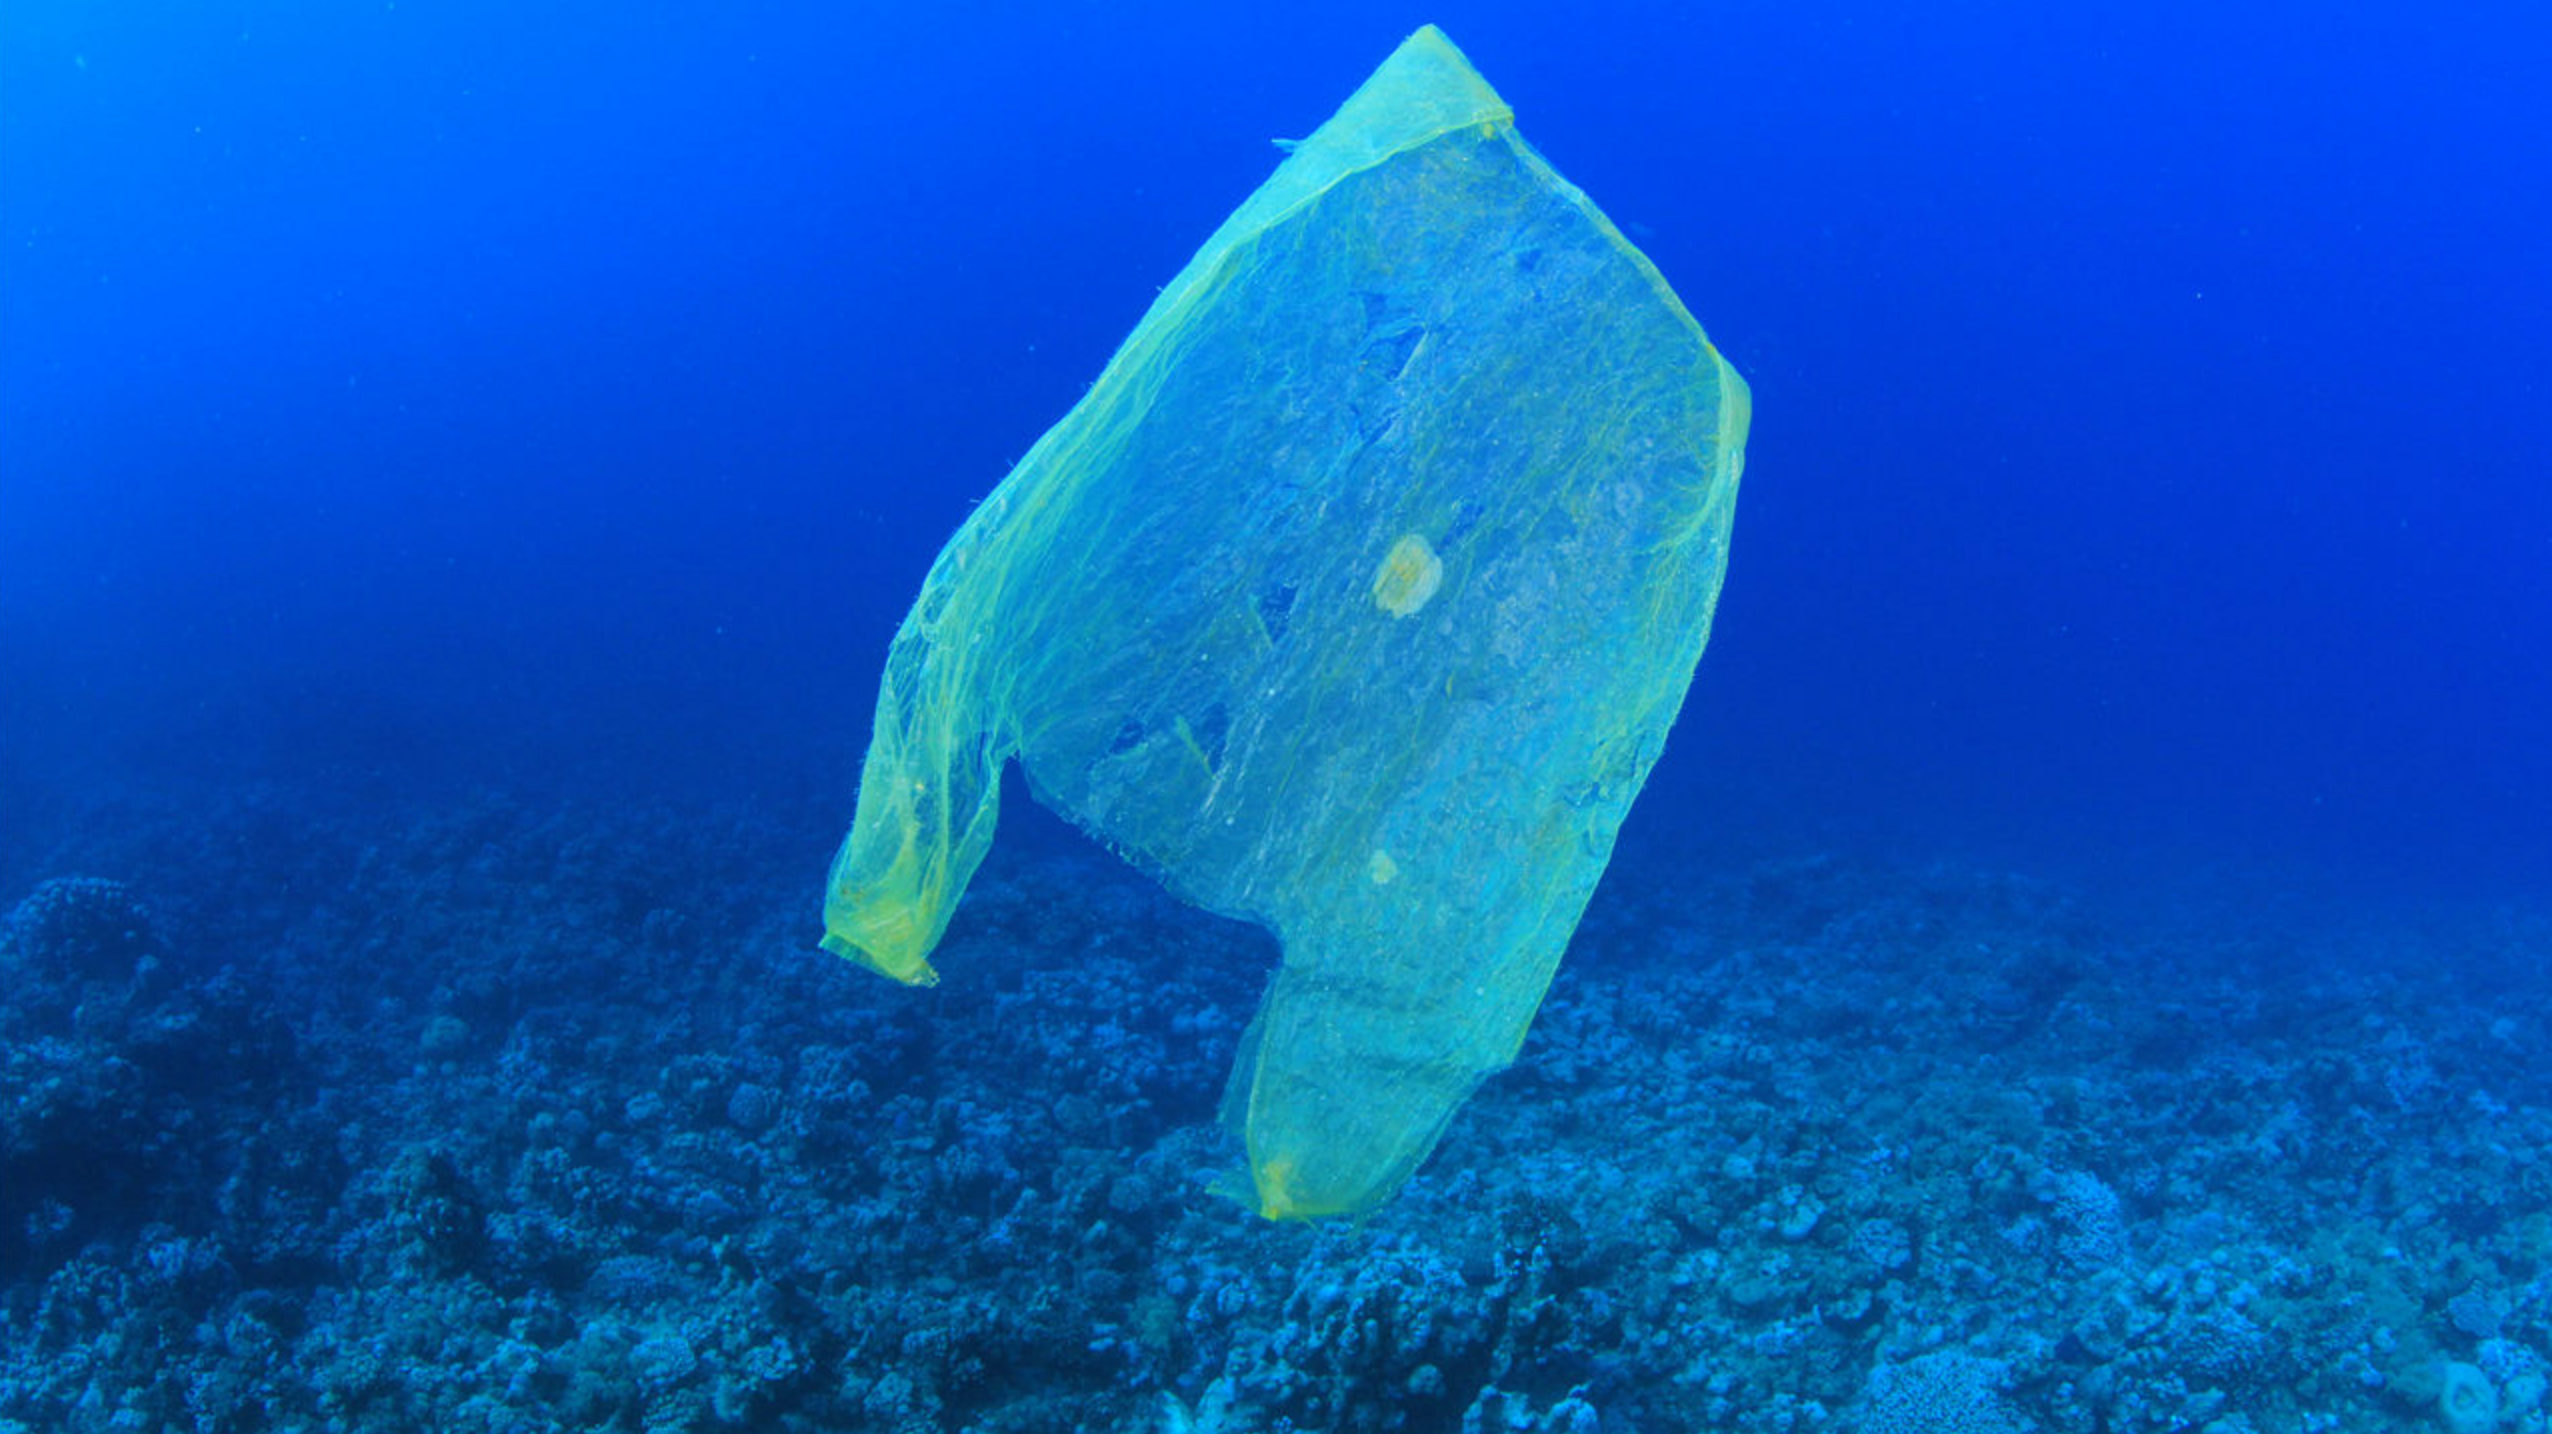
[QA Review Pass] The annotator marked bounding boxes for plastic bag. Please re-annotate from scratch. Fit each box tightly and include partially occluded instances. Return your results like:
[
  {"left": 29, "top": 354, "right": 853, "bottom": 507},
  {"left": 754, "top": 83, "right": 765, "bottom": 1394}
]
[{"left": 820, "top": 24, "right": 1749, "bottom": 1218}]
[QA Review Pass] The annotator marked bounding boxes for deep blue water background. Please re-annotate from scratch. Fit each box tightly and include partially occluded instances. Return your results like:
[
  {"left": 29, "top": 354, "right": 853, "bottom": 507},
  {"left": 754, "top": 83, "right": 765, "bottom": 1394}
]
[
  {"left": 6, "top": 0, "right": 2550, "bottom": 899},
  {"left": 6, "top": 9, "right": 2552, "bottom": 1429}
]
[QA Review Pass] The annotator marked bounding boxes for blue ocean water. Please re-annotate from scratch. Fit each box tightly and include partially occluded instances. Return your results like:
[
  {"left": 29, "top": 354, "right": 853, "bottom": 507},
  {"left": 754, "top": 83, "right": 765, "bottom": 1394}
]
[
  {"left": 9, "top": 0, "right": 2546, "bottom": 888},
  {"left": 4, "top": 3, "right": 2550, "bottom": 1431}
]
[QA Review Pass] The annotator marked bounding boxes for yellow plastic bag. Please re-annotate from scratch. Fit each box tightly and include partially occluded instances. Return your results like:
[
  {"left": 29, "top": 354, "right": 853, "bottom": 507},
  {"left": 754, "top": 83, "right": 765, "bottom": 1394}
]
[{"left": 820, "top": 24, "right": 1749, "bottom": 1218}]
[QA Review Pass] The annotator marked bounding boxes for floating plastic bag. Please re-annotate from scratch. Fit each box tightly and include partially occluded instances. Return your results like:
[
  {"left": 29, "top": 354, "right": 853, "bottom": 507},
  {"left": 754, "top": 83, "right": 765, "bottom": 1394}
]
[{"left": 820, "top": 23, "right": 1749, "bottom": 1218}]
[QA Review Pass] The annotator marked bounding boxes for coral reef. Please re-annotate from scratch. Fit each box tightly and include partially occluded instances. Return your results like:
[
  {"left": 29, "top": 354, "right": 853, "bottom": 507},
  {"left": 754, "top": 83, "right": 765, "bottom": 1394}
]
[{"left": 2, "top": 789, "right": 2548, "bottom": 1432}]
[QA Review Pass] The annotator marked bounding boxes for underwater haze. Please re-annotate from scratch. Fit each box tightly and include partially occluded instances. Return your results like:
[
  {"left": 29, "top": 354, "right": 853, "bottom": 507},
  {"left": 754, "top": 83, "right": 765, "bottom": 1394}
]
[{"left": 4, "top": 2, "right": 2551, "bottom": 1432}]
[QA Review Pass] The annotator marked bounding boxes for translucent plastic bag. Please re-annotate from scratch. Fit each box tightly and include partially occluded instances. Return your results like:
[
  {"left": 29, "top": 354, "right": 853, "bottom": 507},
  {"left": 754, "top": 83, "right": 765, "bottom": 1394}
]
[{"left": 820, "top": 24, "right": 1749, "bottom": 1218}]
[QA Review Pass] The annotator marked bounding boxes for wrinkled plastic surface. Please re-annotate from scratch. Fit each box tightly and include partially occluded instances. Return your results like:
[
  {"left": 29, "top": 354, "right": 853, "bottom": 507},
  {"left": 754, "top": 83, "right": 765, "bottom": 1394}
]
[{"left": 820, "top": 24, "right": 1749, "bottom": 1218}]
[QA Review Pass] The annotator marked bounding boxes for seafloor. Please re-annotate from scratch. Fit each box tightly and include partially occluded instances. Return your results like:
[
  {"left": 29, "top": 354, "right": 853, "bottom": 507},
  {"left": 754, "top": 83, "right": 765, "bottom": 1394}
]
[{"left": 2, "top": 779, "right": 2546, "bottom": 1434}]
